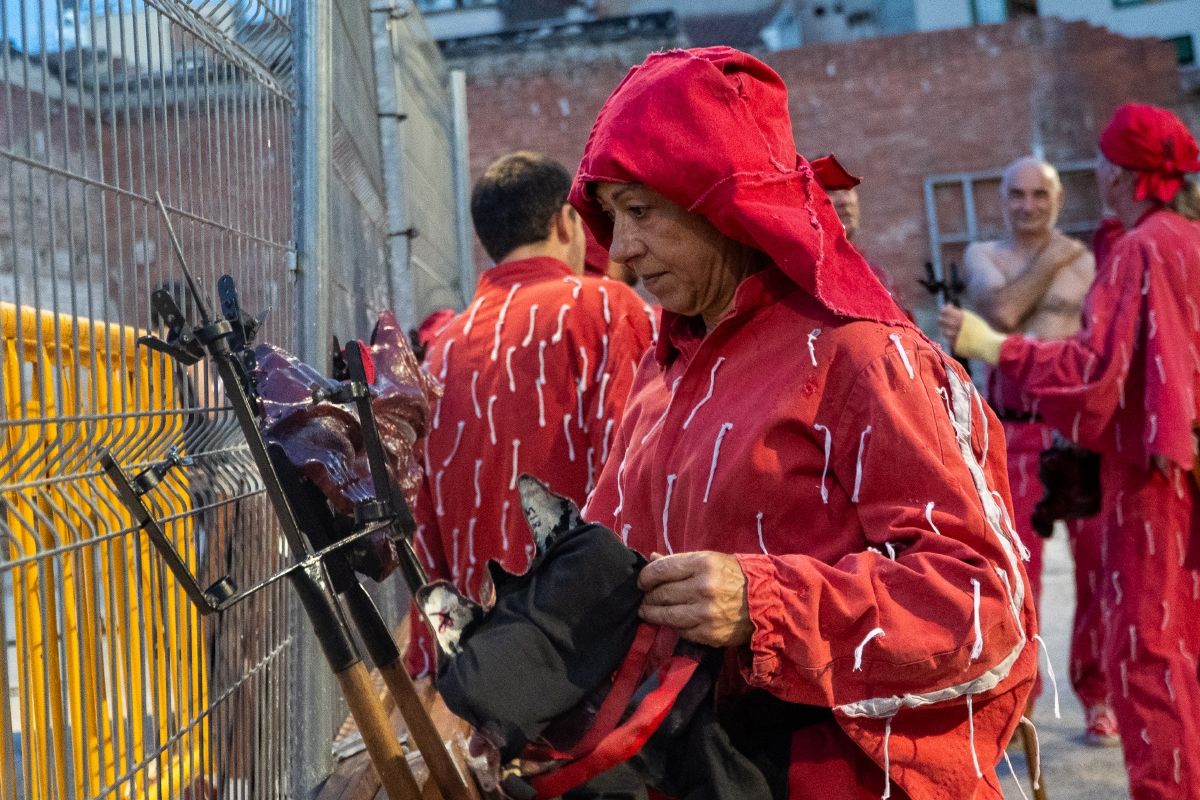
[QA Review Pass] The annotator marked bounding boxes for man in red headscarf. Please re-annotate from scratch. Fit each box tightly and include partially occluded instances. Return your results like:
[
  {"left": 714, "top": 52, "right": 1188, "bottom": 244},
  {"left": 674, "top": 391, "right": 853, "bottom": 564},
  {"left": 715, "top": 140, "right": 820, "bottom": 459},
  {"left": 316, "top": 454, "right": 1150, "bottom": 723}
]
[
  {"left": 406, "top": 151, "right": 656, "bottom": 679},
  {"left": 572, "top": 47, "right": 1037, "bottom": 799},
  {"left": 960, "top": 156, "right": 1112, "bottom": 742},
  {"left": 942, "top": 103, "right": 1200, "bottom": 799}
]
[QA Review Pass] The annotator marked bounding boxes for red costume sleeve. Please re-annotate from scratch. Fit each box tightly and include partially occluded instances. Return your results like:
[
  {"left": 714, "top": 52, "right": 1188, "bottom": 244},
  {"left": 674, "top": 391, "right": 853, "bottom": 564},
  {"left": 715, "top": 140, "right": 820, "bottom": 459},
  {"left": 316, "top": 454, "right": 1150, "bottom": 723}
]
[
  {"left": 996, "top": 233, "right": 1146, "bottom": 460},
  {"left": 735, "top": 350, "right": 1030, "bottom": 710}
]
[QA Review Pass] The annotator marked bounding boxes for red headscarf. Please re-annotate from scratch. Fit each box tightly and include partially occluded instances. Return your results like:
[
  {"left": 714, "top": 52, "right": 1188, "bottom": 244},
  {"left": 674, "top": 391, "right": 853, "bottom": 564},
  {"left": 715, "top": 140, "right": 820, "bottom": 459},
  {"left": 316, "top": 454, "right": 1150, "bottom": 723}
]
[
  {"left": 568, "top": 47, "right": 905, "bottom": 325},
  {"left": 1099, "top": 103, "right": 1200, "bottom": 204}
]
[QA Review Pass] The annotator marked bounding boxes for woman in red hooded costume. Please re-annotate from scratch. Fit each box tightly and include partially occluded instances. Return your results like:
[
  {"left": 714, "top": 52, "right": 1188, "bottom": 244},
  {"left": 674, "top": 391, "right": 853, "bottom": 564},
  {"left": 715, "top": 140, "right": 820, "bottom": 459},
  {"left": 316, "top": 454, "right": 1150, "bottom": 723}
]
[
  {"left": 942, "top": 103, "right": 1200, "bottom": 799},
  {"left": 571, "top": 47, "right": 1038, "bottom": 799}
]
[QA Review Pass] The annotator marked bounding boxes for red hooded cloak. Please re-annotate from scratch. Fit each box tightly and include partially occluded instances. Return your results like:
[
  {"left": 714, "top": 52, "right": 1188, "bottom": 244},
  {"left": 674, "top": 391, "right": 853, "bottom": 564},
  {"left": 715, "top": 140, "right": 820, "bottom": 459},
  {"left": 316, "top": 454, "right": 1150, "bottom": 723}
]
[{"left": 571, "top": 47, "right": 1037, "bottom": 799}]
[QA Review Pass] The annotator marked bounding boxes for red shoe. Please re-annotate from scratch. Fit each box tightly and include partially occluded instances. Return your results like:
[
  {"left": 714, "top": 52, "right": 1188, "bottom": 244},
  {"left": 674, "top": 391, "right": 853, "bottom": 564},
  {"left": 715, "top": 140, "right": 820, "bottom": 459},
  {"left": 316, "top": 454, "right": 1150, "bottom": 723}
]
[{"left": 1085, "top": 704, "right": 1120, "bottom": 747}]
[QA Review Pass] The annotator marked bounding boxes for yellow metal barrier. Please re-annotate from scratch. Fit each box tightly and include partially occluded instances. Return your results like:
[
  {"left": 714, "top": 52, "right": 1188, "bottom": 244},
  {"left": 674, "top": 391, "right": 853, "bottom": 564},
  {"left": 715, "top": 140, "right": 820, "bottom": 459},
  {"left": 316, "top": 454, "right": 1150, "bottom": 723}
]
[{"left": 1, "top": 301, "right": 209, "bottom": 800}]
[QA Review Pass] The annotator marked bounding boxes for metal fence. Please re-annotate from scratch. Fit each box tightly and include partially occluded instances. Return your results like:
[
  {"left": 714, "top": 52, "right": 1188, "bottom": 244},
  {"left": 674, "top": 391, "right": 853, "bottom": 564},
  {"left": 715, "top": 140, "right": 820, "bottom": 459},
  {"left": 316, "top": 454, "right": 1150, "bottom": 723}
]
[{"left": 0, "top": 1, "right": 467, "bottom": 798}]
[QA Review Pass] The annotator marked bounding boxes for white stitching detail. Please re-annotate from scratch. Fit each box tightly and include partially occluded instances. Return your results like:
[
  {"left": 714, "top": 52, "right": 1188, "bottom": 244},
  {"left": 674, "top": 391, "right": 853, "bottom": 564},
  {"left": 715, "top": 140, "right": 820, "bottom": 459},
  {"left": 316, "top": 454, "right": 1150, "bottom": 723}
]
[{"left": 853, "top": 627, "right": 885, "bottom": 671}]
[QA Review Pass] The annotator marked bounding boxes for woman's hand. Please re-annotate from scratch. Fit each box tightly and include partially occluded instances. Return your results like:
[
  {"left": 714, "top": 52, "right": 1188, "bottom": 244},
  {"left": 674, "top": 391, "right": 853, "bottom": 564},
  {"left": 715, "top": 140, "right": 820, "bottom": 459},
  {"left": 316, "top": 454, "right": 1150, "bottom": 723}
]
[{"left": 637, "top": 551, "right": 753, "bottom": 647}]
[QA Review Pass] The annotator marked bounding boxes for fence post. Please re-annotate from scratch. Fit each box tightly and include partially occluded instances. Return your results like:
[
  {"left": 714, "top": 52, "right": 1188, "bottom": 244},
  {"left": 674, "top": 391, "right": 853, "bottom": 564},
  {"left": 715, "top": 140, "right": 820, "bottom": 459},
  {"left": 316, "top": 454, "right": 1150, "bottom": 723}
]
[
  {"left": 450, "top": 69, "right": 475, "bottom": 307},
  {"left": 291, "top": 0, "right": 337, "bottom": 793},
  {"left": 373, "top": 3, "right": 417, "bottom": 328}
]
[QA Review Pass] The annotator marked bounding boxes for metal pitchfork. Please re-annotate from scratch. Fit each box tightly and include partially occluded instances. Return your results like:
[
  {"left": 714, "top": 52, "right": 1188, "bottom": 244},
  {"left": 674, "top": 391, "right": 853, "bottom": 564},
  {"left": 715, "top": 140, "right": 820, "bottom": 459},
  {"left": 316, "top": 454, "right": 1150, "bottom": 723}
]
[{"left": 97, "top": 194, "right": 425, "bottom": 799}]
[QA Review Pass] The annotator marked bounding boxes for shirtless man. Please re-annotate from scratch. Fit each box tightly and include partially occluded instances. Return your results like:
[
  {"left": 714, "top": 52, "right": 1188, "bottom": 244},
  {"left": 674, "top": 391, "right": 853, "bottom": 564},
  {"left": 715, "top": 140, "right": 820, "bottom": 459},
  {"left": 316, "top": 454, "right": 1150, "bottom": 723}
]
[{"left": 963, "top": 156, "right": 1114, "bottom": 743}]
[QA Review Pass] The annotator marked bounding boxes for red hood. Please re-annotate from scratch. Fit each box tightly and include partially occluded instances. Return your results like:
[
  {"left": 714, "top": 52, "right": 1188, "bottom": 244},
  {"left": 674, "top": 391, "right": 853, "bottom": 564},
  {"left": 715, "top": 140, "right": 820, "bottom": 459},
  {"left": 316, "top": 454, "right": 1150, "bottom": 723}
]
[{"left": 569, "top": 47, "right": 906, "bottom": 327}]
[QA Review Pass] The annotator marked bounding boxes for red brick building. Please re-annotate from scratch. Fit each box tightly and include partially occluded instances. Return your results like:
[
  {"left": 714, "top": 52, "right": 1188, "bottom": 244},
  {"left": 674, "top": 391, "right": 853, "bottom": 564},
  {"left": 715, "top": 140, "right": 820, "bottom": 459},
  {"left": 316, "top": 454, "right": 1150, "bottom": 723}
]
[{"left": 454, "top": 17, "right": 1189, "bottom": 323}]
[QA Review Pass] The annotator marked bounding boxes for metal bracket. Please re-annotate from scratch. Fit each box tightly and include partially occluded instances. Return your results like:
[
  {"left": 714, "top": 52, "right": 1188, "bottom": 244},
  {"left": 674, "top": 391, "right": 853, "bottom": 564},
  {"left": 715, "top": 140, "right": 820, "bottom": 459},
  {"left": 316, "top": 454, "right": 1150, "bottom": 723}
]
[{"left": 98, "top": 447, "right": 237, "bottom": 613}]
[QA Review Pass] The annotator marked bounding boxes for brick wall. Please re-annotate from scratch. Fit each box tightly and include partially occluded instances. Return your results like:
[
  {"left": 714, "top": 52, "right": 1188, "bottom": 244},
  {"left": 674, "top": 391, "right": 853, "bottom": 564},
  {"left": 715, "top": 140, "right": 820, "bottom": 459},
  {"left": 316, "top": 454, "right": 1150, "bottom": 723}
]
[{"left": 456, "top": 18, "right": 1187, "bottom": 319}]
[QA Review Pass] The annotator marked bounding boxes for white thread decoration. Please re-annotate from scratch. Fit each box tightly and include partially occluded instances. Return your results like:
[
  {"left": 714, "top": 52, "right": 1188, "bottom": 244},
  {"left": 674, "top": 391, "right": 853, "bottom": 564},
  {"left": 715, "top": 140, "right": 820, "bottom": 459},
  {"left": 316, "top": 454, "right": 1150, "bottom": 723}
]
[
  {"left": 888, "top": 334, "right": 915, "bottom": 379},
  {"left": 522, "top": 304, "right": 539, "bottom": 347},
  {"left": 1032, "top": 634, "right": 1061, "bottom": 718},
  {"left": 970, "top": 578, "right": 984, "bottom": 660},
  {"left": 563, "top": 414, "right": 576, "bottom": 462},
  {"left": 435, "top": 470, "right": 446, "bottom": 516},
  {"left": 487, "top": 396, "right": 498, "bottom": 444},
  {"left": 662, "top": 474, "right": 678, "bottom": 554},
  {"left": 704, "top": 423, "right": 734, "bottom": 502},
  {"left": 462, "top": 296, "right": 486, "bottom": 334},
  {"left": 595, "top": 373, "right": 612, "bottom": 419},
  {"left": 683, "top": 358, "right": 727, "bottom": 429},
  {"left": 443, "top": 420, "right": 466, "bottom": 467},
  {"left": 470, "top": 371, "right": 482, "bottom": 418},
  {"left": 881, "top": 716, "right": 893, "bottom": 800},
  {"left": 491, "top": 283, "right": 520, "bottom": 360},
  {"left": 813, "top": 423, "right": 832, "bottom": 503},
  {"left": 500, "top": 500, "right": 510, "bottom": 551},
  {"left": 853, "top": 627, "right": 885, "bottom": 671},
  {"left": 473, "top": 459, "right": 483, "bottom": 508},
  {"left": 438, "top": 338, "right": 455, "bottom": 381},
  {"left": 966, "top": 694, "right": 982, "bottom": 778},
  {"left": 551, "top": 304, "right": 570, "bottom": 343},
  {"left": 509, "top": 439, "right": 520, "bottom": 490},
  {"left": 645, "top": 305, "right": 659, "bottom": 341},
  {"left": 925, "top": 501, "right": 943, "bottom": 535},
  {"left": 807, "top": 328, "right": 821, "bottom": 367},
  {"left": 613, "top": 456, "right": 626, "bottom": 516},
  {"left": 467, "top": 517, "right": 477, "bottom": 564},
  {"left": 536, "top": 379, "right": 546, "bottom": 427},
  {"left": 601, "top": 418, "right": 615, "bottom": 464},
  {"left": 594, "top": 334, "right": 609, "bottom": 382},
  {"left": 851, "top": 425, "right": 873, "bottom": 503},
  {"left": 756, "top": 511, "right": 768, "bottom": 554},
  {"left": 1003, "top": 751, "right": 1031, "bottom": 800},
  {"left": 599, "top": 285, "right": 611, "bottom": 323},
  {"left": 505, "top": 346, "right": 517, "bottom": 392}
]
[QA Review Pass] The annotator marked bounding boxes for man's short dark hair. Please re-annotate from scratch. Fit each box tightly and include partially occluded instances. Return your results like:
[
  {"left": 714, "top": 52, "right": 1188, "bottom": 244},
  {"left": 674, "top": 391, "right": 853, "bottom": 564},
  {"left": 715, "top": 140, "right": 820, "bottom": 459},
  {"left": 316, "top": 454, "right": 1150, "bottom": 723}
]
[{"left": 471, "top": 151, "right": 573, "bottom": 263}]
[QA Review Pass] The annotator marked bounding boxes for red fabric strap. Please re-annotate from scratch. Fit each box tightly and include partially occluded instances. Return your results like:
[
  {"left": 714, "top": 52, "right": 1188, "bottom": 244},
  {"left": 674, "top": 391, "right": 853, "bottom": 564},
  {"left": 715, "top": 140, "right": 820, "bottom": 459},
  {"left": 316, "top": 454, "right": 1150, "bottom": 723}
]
[
  {"left": 569, "top": 624, "right": 666, "bottom": 757},
  {"left": 528, "top": 651, "right": 701, "bottom": 798}
]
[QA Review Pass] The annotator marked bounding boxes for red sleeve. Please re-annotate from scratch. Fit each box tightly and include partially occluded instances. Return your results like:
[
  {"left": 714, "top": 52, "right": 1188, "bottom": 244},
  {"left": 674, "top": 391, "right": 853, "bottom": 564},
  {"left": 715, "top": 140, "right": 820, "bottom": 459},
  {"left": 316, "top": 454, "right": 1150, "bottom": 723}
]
[
  {"left": 405, "top": 466, "right": 452, "bottom": 677},
  {"left": 996, "top": 234, "right": 1146, "bottom": 452},
  {"left": 736, "top": 348, "right": 1032, "bottom": 711}
]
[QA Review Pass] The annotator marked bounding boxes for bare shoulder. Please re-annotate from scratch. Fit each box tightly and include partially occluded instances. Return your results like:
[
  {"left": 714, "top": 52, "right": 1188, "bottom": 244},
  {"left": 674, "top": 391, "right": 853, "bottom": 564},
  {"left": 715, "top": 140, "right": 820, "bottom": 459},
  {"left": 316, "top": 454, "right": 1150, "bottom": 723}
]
[
  {"left": 1048, "top": 231, "right": 1088, "bottom": 263},
  {"left": 964, "top": 239, "right": 1001, "bottom": 270}
]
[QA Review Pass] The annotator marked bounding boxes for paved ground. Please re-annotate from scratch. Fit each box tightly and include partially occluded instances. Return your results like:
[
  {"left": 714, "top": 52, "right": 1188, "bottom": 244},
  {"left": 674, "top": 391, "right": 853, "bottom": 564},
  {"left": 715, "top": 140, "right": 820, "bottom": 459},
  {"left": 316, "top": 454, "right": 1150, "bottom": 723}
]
[{"left": 1002, "top": 534, "right": 1130, "bottom": 799}]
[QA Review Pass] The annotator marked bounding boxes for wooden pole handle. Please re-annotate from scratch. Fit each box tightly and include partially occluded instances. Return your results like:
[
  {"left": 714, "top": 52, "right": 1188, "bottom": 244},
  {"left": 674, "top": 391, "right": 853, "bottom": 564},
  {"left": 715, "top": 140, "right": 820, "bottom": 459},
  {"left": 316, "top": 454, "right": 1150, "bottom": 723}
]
[
  {"left": 379, "top": 660, "right": 476, "bottom": 800},
  {"left": 337, "top": 661, "right": 422, "bottom": 799}
]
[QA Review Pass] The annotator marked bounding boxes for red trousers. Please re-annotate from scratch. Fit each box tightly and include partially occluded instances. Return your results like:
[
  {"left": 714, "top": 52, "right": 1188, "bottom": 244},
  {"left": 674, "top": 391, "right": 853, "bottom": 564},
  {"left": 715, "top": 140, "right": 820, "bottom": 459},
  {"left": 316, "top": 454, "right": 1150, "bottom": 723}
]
[
  {"left": 1004, "top": 421, "right": 1107, "bottom": 709},
  {"left": 1099, "top": 457, "right": 1200, "bottom": 799}
]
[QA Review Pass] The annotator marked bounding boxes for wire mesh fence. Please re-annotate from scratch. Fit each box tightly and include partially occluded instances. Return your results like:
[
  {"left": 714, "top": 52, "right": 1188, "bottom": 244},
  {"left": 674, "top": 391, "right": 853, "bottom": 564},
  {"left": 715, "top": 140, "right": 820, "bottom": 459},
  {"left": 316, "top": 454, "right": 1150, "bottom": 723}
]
[
  {"left": 0, "top": 1, "right": 469, "bottom": 796},
  {"left": 0, "top": 1, "right": 299, "bottom": 797}
]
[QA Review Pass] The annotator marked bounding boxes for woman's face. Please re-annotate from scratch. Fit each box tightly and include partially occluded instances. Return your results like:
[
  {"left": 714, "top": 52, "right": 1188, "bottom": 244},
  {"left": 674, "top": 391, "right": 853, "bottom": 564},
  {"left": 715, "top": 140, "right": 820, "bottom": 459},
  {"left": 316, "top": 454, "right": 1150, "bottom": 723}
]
[{"left": 594, "top": 182, "right": 757, "bottom": 328}]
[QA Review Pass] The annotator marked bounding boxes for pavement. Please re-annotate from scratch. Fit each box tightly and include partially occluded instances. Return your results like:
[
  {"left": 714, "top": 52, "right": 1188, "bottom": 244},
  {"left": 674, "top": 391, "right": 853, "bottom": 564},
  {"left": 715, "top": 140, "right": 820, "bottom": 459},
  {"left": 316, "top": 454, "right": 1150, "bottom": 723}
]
[{"left": 1002, "top": 533, "right": 1130, "bottom": 799}]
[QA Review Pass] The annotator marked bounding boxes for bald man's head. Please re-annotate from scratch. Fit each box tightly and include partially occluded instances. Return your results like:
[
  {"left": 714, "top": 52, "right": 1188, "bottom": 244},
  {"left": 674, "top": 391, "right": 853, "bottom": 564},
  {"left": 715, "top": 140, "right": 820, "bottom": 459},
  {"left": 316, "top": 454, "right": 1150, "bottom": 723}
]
[{"left": 1000, "top": 157, "right": 1064, "bottom": 238}]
